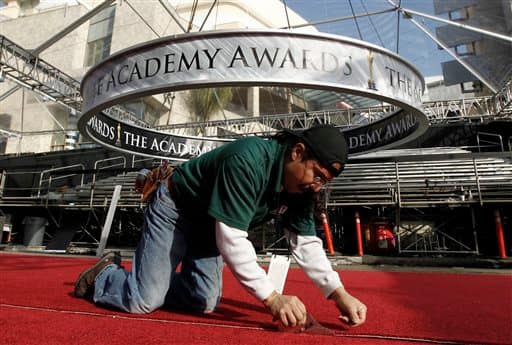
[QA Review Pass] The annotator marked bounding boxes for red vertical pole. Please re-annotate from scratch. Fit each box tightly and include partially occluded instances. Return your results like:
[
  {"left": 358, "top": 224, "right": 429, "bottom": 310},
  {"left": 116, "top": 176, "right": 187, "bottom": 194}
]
[
  {"left": 494, "top": 210, "right": 507, "bottom": 259},
  {"left": 320, "top": 212, "right": 335, "bottom": 255},
  {"left": 355, "top": 211, "right": 363, "bottom": 256}
]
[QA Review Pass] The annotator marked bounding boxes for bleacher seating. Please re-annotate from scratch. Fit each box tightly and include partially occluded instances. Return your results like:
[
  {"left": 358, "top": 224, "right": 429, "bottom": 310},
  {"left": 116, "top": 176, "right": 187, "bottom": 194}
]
[
  {"left": 47, "top": 171, "right": 143, "bottom": 208},
  {"left": 327, "top": 157, "right": 512, "bottom": 207},
  {"left": 2, "top": 155, "right": 512, "bottom": 210},
  {"left": 0, "top": 167, "right": 144, "bottom": 209}
]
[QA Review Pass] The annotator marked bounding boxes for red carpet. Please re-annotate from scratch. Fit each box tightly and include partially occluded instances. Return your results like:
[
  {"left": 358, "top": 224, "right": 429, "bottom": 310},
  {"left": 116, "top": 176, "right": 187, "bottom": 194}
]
[{"left": 0, "top": 253, "right": 511, "bottom": 345}]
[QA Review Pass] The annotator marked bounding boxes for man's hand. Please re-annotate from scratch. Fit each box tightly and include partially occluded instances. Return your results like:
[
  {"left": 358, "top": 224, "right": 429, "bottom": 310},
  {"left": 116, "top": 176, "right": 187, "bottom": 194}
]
[
  {"left": 329, "top": 287, "right": 367, "bottom": 327},
  {"left": 263, "top": 291, "right": 307, "bottom": 327}
]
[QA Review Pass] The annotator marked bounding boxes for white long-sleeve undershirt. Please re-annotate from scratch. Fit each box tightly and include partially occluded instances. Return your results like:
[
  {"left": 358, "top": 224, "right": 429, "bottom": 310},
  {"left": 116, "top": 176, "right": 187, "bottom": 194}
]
[
  {"left": 215, "top": 221, "right": 275, "bottom": 301},
  {"left": 284, "top": 229, "right": 344, "bottom": 297},
  {"left": 215, "top": 221, "right": 343, "bottom": 301}
]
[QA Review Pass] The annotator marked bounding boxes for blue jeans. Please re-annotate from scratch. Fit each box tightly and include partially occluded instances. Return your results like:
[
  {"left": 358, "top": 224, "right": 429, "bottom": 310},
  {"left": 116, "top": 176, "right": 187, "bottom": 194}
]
[{"left": 93, "top": 182, "right": 224, "bottom": 314}]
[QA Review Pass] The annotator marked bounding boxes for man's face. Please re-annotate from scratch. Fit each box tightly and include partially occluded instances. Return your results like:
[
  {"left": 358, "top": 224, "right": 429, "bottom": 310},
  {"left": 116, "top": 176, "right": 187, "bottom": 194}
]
[{"left": 282, "top": 143, "right": 343, "bottom": 194}]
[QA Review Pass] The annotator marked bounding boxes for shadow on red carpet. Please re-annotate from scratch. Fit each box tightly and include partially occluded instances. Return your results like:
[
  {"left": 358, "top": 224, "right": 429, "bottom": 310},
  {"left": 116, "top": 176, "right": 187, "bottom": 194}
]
[{"left": 0, "top": 253, "right": 510, "bottom": 345}]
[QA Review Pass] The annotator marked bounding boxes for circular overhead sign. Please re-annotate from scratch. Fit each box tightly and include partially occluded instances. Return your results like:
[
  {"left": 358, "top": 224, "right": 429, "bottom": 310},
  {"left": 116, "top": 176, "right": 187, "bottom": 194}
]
[{"left": 79, "top": 29, "right": 428, "bottom": 160}]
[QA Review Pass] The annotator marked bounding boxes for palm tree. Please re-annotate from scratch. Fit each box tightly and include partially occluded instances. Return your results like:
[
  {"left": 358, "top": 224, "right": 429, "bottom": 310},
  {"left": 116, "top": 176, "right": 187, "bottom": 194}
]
[{"left": 186, "top": 87, "right": 233, "bottom": 135}]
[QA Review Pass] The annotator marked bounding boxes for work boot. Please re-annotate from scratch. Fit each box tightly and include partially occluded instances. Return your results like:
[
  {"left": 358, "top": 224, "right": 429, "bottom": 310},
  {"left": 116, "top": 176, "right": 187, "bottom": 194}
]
[{"left": 74, "top": 251, "right": 121, "bottom": 299}]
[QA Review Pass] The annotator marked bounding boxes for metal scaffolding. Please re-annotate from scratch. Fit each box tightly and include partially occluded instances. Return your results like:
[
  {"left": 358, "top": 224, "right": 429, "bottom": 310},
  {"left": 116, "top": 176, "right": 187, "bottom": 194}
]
[{"left": 0, "top": 0, "right": 511, "bottom": 141}]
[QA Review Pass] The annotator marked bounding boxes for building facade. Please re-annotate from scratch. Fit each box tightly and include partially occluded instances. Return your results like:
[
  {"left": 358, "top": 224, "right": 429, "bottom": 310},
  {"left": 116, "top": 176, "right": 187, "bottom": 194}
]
[
  {"left": 434, "top": 0, "right": 512, "bottom": 94},
  {"left": 0, "top": 0, "right": 313, "bottom": 154}
]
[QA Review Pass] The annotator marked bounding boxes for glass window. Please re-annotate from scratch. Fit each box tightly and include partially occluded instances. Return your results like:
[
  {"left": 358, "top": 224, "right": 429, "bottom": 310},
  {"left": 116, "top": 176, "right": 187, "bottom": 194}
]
[
  {"left": 90, "top": 6, "right": 116, "bottom": 24},
  {"left": 448, "top": 8, "right": 469, "bottom": 21},
  {"left": 85, "top": 6, "right": 115, "bottom": 67},
  {"left": 0, "top": 114, "right": 12, "bottom": 154},
  {"left": 85, "top": 38, "right": 112, "bottom": 67},
  {"left": 454, "top": 42, "right": 476, "bottom": 57}
]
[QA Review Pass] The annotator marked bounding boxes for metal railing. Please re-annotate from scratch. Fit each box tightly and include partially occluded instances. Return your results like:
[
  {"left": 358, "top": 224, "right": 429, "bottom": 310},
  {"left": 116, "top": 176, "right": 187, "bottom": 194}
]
[
  {"left": 130, "top": 155, "right": 163, "bottom": 169},
  {"left": 494, "top": 79, "right": 512, "bottom": 116},
  {"left": 92, "top": 157, "right": 127, "bottom": 183},
  {"left": 326, "top": 156, "right": 512, "bottom": 207},
  {"left": 89, "top": 157, "right": 127, "bottom": 207},
  {"left": 0, "top": 170, "right": 46, "bottom": 203},
  {"left": 476, "top": 132, "right": 504, "bottom": 152},
  {"left": 37, "top": 164, "right": 85, "bottom": 198}
]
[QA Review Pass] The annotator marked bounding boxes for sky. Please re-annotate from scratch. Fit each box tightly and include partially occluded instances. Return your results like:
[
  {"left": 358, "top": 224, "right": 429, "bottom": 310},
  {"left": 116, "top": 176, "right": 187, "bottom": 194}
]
[
  {"left": 286, "top": 0, "right": 451, "bottom": 78},
  {"left": 1, "top": 0, "right": 501, "bottom": 80}
]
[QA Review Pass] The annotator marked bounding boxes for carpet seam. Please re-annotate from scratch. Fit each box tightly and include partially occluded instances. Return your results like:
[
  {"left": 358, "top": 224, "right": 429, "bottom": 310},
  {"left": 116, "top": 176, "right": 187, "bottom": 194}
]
[{"left": 1, "top": 303, "right": 503, "bottom": 345}]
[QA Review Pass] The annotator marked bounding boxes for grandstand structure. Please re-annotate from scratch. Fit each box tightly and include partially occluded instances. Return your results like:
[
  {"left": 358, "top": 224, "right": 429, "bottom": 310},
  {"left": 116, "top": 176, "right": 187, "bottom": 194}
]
[{"left": 0, "top": 0, "right": 511, "bottom": 258}]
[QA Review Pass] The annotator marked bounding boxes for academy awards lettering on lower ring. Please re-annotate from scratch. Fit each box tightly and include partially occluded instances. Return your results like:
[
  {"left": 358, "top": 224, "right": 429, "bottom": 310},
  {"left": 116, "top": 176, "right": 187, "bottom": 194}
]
[{"left": 79, "top": 29, "right": 429, "bottom": 160}]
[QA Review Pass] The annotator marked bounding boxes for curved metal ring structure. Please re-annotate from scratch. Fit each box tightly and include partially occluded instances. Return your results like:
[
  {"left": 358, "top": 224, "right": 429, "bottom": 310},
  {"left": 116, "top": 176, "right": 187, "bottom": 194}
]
[{"left": 79, "top": 29, "right": 429, "bottom": 161}]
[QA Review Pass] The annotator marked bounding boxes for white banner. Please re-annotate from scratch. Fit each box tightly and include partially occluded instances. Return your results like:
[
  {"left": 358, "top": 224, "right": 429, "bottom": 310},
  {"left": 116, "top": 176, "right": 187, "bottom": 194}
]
[
  {"left": 81, "top": 30, "right": 425, "bottom": 115},
  {"left": 79, "top": 30, "right": 428, "bottom": 159}
]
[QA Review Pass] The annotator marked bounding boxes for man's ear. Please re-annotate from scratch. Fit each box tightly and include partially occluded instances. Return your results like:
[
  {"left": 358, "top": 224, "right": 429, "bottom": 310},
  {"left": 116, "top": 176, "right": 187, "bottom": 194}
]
[{"left": 290, "top": 142, "right": 306, "bottom": 162}]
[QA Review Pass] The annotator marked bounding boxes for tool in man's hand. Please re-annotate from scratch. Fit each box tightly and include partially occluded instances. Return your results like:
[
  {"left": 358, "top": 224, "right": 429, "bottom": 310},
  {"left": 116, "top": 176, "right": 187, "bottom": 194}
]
[
  {"left": 267, "top": 254, "right": 334, "bottom": 335},
  {"left": 276, "top": 312, "right": 335, "bottom": 335}
]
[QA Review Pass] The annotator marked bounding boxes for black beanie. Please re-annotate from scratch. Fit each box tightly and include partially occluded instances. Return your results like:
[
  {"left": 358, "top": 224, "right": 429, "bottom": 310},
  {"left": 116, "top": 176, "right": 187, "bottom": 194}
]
[{"left": 285, "top": 125, "right": 348, "bottom": 177}]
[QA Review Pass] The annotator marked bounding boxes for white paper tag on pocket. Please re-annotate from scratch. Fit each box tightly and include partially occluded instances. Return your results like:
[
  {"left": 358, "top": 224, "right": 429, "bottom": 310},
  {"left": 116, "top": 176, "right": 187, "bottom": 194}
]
[{"left": 267, "top": 254, "right": 291, "bottom": 294}]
